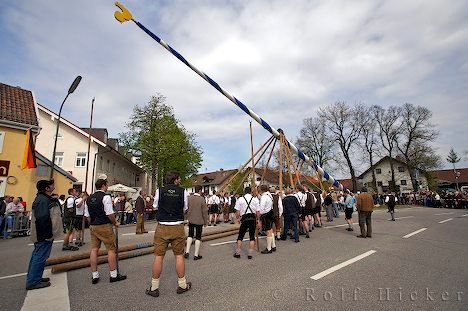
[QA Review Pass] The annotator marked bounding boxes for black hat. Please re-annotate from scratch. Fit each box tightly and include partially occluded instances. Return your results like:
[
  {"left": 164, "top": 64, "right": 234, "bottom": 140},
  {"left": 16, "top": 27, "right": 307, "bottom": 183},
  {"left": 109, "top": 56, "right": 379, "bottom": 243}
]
[{"left": 37, "top": 179, "right": 54, "bottom": 191}]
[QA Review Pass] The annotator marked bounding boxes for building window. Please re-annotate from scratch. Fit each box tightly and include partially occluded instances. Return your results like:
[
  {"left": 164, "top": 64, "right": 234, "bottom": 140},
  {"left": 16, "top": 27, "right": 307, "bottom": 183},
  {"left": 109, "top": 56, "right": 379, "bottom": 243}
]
[
  {"left": 55, "top": 152, "right": 64, "bottom": 167},
  {"left": 400, "top": 180, "right": 407, "bottom": 185},
  {"left": 75, "top": 152, "right": 87, "bottom": 167},
  {"left": 376, "top": 168, "right": 382, "bottom": 174},
  {"left": 36, "top": 164, "right": 48, "bottom": 177},
  {"left": 377, "top": 181, "right": 383, "bottom": 187},
  {"left": 398, "top": 166, "right": 405, "bottom": 172}
]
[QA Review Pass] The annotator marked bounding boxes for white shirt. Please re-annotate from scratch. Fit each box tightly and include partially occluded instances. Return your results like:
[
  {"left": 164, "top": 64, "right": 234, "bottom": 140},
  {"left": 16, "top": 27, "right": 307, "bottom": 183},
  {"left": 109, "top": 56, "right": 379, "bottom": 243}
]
[
  {"left": 259, "top": 192, "right": 273, "bottom": 214},
  {"left": 234, "top": 194, "right": 260, "bottom": 216},
  {"left": 208, "top": 195, "right": 220, "bottom": 205},
  {"left": 75, "top": 198, "right": 84, "bottom": 216},
  {"left": 385, "top": 195, "right": 399, "bottom": 203},
  {"left": 435, "top": 194, "right": 440, "bottom": 200},
  {"left": 294, "top": 192, "right": 307, "bottom": 207},
  {"left": 5, "top": 202, "right": 24, "bottom": 214},
  {"left": 153, "top": 187, "right": 189, "bottom": 225},
  {"left": 84, "top": 191, "right": 114, "bottom": 217}
]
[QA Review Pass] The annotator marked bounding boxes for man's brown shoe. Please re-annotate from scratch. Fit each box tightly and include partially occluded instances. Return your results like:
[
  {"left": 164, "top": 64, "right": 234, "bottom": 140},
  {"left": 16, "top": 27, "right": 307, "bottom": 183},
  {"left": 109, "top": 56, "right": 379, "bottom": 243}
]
[{"left": 176, "top": 282, "right": 192, "bottom": 294}]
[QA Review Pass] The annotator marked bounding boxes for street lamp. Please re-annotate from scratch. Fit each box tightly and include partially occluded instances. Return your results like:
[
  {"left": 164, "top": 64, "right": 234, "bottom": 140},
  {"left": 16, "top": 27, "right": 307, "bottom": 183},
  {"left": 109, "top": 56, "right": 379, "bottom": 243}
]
[{"left": 49, "top": 76, "right": 82, "bottom": 179}]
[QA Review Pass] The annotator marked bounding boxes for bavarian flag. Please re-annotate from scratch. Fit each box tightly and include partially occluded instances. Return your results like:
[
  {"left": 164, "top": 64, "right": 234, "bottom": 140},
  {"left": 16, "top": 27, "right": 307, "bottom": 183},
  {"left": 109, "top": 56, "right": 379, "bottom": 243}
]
[{"left": 22, "top": 129, "right": 37, "bottom": 169}]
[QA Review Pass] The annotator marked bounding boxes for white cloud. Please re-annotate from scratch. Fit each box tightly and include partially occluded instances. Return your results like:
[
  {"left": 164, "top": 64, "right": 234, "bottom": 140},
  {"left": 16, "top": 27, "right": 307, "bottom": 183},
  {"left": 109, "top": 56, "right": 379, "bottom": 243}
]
[{"left": 1, "top": 0, "right": 468, "bottom": 175}]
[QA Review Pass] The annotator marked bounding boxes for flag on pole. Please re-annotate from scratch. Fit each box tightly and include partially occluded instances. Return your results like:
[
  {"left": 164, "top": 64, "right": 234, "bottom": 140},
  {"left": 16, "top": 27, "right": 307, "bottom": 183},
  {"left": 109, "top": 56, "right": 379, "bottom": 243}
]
[{"left": 22, "top": 129, "right": 37, "bottom": 169}]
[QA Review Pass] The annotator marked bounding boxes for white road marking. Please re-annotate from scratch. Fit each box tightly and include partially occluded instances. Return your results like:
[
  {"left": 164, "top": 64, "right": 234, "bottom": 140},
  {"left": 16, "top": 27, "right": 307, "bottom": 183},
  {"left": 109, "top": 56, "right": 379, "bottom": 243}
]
[
  {"left": 434, "top": 212, "right": 453, "bottom": 216},
  {"left": 388, "top": 216, "right": 415, "bottom": 220},
  {"left": 210, "top": 236, "right": 266, "bottom": 246},
  {"left": 122, "top": 230, "right": 155, "bottom": 236},
  {"left": 402, "top": 228, "right": 427, "bottom": 239},
  {"left": 438, "top": 218, "right": 453, "bottom": 224},
  {"left": 323, "top": 223, "right": 358, "bottom": 229},
  {"left": 21, "top": 269, "right": 70, "bottom": 311},
  {"left": 461, "top": 214, "right": 468, "bottom": 217},
  {"left": 0, "top": 272, "right": 27, "bottom": 280},
  {"left": 28, "top": 240, "right": 64, "bottom": 246},
  {"left": 310, "top": 250, "right": 377, "bottom": 281}
]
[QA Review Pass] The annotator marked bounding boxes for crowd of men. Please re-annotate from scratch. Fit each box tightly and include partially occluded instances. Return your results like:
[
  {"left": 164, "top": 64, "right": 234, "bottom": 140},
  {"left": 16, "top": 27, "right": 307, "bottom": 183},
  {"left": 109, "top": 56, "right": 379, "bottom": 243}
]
[{"left": 373, "top": 190, "right": 468, "bottom": 209}]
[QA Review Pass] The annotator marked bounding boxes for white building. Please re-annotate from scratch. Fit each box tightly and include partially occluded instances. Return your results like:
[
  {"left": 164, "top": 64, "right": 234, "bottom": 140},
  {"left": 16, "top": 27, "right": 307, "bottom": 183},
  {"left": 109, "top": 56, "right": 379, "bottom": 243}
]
[
  {"left": 35, "top": 104, "right": 148, "bottom": 194},
  {"left": 357, "top": 156, "right": 428, "bottom": 194}
]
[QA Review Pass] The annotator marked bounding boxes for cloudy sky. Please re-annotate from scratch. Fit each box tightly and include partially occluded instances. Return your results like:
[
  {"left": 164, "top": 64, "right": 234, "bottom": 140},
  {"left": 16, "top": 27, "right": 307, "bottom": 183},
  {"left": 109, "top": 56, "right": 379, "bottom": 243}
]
[{"left": 1, "top": 0, "right": 467, "bottom": 178}]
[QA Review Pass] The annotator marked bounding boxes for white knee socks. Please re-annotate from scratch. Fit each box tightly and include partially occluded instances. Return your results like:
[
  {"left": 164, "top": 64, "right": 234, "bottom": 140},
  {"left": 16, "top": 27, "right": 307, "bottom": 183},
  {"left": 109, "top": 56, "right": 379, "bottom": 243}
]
[
  {"left": 194, "top": 239, "right": 201, "bottom": 256},
  {"left": 186, "top": 237, "right": 193, "bottom": 254},
  {"left": 266, "top": 236, "right": 273, "bottom": 250}
]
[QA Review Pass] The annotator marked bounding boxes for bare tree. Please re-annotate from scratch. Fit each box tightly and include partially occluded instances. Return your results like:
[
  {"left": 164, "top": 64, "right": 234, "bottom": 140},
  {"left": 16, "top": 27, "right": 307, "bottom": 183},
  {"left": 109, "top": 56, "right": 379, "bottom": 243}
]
[
  {"left": 359, "top": 106, "right": 381, "bottom": 191},
  {"left": 396, "top": 103, "right": 439, "bottom": 190},
  {"left": 296, "top": 116, "right": 335, "bottom": 168},
  {"left": 319, "top": 102, "right": 366, "bottom": 191},
  {"left": 372, "top": 105, "right": 402, "bottom": 191}
]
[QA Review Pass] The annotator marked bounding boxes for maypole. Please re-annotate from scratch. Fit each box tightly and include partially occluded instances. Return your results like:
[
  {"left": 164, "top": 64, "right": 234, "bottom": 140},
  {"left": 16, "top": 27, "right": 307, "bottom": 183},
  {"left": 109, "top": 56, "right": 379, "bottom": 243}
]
[{"left": 113, "top": 2, "right": 346, "bottom": 191}]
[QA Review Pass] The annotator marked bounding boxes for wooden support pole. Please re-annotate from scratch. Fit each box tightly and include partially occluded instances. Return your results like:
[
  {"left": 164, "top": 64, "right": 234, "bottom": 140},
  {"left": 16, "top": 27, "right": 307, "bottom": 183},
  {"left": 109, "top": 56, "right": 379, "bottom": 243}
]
[{"left": 260, "top": 138, "right": 277, "bottom": 185}]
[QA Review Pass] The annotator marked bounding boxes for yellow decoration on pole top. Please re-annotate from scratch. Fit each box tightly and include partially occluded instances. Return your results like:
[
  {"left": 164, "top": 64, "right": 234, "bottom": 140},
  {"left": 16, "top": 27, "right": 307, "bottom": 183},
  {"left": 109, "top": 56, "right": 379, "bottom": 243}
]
[{"left": 114, "top": 2, "right": 133, "bottom": 23}]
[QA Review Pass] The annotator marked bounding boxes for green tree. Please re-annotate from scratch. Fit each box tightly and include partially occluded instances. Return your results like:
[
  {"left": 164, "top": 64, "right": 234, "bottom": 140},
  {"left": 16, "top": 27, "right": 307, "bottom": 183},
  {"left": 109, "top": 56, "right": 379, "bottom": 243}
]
[
  {"left": 119, "top": 94, "right": 203, "bottom": 191},
  {"left": 446, "top": 147, "right": 461, "bottom": 169}
]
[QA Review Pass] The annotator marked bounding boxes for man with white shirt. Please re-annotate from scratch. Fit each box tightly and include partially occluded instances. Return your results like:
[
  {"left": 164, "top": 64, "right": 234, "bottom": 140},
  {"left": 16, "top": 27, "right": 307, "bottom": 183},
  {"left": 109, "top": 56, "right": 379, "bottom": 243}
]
[
  {"left": 385, "top": 192, "right": 398, "bottom": 221},
  {"left": 74, "top": 192, "right": 88, "bottom": 246},
  {"left": 85, "top": 178, "right": 126, "bottom": 284},
  {"left": 147, "top": 171, "right": 191, "bottom": 297},
  {"left": 207, "top": 193, "right": 220, "bottom": 226},
  {"left": 258, "top": 185, "right": 276, "bottom": 254},
  {"left": 270, "top": 187, "right": 283, "bottom": 240},
  {"left": 62, "top": 188, "right": 81, "bottom": 251},
  {"left": 294, "top": 185, "right": 307, "bottom": 236},
  {"left": 4, "top": 197, "right": 24, "bottom": 238},
  {"left": 233, "top": 187, "right": 260, "bottom": 259}
]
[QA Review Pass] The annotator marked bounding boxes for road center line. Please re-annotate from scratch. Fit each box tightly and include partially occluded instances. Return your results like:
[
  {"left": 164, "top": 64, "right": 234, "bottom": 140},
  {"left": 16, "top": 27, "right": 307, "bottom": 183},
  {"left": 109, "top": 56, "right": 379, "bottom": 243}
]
[
  {"left": 323, "top": 223, "right": 358, "bottom": 229},
  {"left": 402, "top": 228, "right": 427, "bottom": 239},
  {"left": 438, "top": 218, "right": 453, "bottom": 224},
  {"left": 21, "top": 269, "right": 70, "bottom": 311},
  {"left": 0, "top": 272, "right": 27, "bottom": 280},
  {"left": 210, "top": 236, "right": 266, "bottom": 246},
  {"left": 434, "top": 212, "right": 453, "bottom": 216},
  {"left": 388, "top": 216, "right": 415, "bottom": 220},
  {"left": 310, "top": 250, "right": 376, "bottom": 281},
  {"left": 462, "top": 214, "right": 468, "bottom": 217}
]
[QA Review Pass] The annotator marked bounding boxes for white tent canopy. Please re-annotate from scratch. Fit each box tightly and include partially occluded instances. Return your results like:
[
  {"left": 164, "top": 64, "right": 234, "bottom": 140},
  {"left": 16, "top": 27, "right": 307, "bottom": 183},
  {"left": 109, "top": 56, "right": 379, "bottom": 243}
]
[{"left": 107, "top": 183, "right": 137, "bottom": 193}]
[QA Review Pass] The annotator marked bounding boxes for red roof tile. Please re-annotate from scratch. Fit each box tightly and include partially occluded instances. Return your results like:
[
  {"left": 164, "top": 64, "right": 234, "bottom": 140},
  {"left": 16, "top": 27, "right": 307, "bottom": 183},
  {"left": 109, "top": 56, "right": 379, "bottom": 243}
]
[
  {"left": 0, "top": 83, "right": 38, "bottom": 127},
  {"left": 430, "top": 168, "right": 468, "bottom": 183}
]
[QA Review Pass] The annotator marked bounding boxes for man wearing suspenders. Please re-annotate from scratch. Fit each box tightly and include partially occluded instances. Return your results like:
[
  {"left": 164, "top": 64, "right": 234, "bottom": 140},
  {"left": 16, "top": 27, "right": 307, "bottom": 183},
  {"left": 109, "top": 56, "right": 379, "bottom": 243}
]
[
  {"left": 258, "top": 185, "right": 276, "bottom": 254},
  {"left": 233, "top": 187, "right": 260, "bottom": 259}
]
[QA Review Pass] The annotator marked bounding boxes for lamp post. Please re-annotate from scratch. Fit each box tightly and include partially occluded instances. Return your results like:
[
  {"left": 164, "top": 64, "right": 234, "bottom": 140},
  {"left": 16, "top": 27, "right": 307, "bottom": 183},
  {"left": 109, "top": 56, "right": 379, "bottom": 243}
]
[{"left": 49, "top": 76, "right": 82, "bottom": 179}]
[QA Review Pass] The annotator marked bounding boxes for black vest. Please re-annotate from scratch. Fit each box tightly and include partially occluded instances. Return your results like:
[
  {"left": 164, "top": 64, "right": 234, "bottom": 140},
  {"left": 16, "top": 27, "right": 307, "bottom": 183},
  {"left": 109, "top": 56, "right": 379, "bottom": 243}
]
[
  {"left": 156, "top": 185, "right": 185, "bottom": 222},
  {"left": 64, "top": 196, "right": 76, "bottom": 218},
  {"left": 87, "top": 191, "right": 111, "bottom": 225},
  {"left": 305, "top": 192, "right": 314, "bottom": 210}
]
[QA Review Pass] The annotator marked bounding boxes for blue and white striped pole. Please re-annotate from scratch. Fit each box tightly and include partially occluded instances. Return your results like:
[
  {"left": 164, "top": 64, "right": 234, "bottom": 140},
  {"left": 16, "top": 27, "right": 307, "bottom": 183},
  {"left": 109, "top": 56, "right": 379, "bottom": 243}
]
[{"left": 114, "top": 2, "right": 345, "bottom": 191}]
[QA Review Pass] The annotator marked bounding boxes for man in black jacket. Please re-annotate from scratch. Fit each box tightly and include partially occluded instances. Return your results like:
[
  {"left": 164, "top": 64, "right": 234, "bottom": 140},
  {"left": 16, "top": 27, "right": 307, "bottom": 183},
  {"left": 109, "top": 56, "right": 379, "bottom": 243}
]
[
  {"left": 135, "top": 191, "right": 147, "bottom": 234},
  {"left": 26, "top": 180, "right": 61, "bottom": 290},
  {"left": 146, "top": 171, "right": 191, "bottom": 297},
  {"left": 281, "top": 188, "right": 301, "bottom": 243}
]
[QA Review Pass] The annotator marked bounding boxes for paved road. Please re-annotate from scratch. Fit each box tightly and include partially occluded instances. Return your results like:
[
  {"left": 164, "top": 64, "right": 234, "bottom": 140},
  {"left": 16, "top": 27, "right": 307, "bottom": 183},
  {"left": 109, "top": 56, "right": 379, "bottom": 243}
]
[{"left": 1, "top": 206, "right": 467, "bottom": 310}]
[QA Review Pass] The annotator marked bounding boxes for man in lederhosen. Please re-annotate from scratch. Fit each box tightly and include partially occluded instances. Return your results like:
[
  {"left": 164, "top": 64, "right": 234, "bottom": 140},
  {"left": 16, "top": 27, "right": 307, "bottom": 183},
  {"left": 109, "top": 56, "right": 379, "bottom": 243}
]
[
  {"left": 233, "top": 187, "right": 259, "bottom": 259},
  {"left": 258, "top": 185, "right": 276, "bottom": 254},
  {"left": 184, "top": 185, "right": 208, "bottom": 260},
  {"left": 270, "top": 187, "right": 283, "bottom": 240},
  {"left": 146, "top": 171, "right": 191, "bottom": 297},
  {"left": 85, "top": 178, "right": 126, "bottom": 284}
]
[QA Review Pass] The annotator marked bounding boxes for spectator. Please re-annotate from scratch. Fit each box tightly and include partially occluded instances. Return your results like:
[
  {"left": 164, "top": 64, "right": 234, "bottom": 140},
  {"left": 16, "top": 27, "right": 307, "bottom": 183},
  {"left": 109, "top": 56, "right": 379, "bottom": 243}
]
[
  {"left": 26, "top": 179, "right": 62, "bottom": 290},
  {"left": 5, "top": 197, "right": 25, "bottom": 238},
  {"left": 125, "top": 198, "right": 134, "bottom": 224},
  {"left": 1, "top": 195, "right": 12, "bottom": 237}
]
